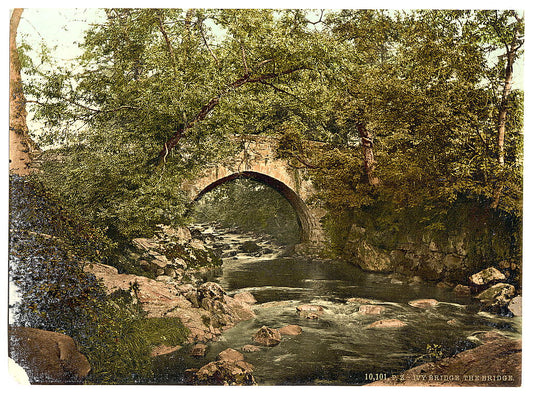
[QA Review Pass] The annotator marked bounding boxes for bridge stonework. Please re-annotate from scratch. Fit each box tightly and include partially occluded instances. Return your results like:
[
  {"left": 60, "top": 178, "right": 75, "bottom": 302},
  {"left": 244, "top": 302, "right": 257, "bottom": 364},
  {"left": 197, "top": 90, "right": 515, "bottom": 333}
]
[{"left": 182, "top": 136, "right": 325, "bottom": 249}]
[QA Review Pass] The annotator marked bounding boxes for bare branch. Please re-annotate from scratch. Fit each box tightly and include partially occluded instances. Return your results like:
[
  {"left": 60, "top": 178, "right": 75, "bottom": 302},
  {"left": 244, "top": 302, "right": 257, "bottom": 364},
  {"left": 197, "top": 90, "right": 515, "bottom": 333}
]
[
  {"left": 156, "top": 11, "right": 177, "bottom": 73},
  {"left": 199, "top": 20, "right": 219, "bottom": 65},
  {"left": 308, "top": 9, "right": 325, "bottom": 25}
]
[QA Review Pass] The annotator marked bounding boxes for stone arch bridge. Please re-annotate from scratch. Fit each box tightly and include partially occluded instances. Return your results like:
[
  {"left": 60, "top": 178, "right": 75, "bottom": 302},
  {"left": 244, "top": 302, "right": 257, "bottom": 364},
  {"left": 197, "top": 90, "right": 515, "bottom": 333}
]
[{"left": 182, "top": 135, "right": 325, "bottom": 248}]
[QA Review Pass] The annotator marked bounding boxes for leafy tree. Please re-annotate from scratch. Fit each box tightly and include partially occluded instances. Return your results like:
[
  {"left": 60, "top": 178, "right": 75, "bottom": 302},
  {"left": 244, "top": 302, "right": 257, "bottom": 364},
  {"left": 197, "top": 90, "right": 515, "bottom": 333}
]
[
  {"left": 25, "top": 8, "right": 333, "bottom": 239},
  {"left": 305, "top": 10, "right": 523, "bottom": 218},
  {"left": 21, "top": 9, "right": 523, "bottom": 259}
]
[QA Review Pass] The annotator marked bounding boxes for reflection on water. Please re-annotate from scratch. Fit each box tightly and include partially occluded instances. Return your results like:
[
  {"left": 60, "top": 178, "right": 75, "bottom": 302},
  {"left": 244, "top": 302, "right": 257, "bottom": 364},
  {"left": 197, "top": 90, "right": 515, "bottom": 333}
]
[{"left": 152, "top": 227, "right": 521, "bottom": 385}]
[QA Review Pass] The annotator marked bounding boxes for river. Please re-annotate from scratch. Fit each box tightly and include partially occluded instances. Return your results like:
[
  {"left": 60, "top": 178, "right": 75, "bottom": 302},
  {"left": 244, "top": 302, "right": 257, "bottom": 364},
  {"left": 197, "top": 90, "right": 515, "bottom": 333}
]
[{"left": 152, "top": 225, "right": 521, "bottom": 385}]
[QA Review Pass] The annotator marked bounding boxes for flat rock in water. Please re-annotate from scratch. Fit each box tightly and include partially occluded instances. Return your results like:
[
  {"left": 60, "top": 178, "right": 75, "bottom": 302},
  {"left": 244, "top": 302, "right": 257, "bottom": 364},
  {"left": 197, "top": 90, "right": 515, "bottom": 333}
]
[
  {"left": 242, "top": 344, "right": 262, "bottom": 353},
  {"left": 359, "top": 305, "right": 385, "bottom": 315},
  {"left": 408, "top": 299, "right": 439, "bottom": 308},
  {"left": 260, "top": 300, "right": 293, "bottom": 308},
  {"left": 296, "top": 304, "right": 324, "bottom": 312},
  {"left": 367, "top": 319, "right": 407, "bottom": 329},
  {"left": 278, "top": 324, "right": 303, "bottom": 336},
  {"left": 346, "top": 297, "right": 373, "bottom": 304},
  {"left": 297, "top": 304, "right": 324, "bottom": 318},
  {"left": 217, "top": 348, "right": 244, "bottom": 363}
]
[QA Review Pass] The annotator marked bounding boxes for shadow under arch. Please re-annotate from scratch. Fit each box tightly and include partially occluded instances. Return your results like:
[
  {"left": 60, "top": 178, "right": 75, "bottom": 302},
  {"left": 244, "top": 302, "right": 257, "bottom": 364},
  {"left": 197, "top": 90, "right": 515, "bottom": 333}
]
[{"left": 189, "top": 171, "right": 315, "bottom": 243}]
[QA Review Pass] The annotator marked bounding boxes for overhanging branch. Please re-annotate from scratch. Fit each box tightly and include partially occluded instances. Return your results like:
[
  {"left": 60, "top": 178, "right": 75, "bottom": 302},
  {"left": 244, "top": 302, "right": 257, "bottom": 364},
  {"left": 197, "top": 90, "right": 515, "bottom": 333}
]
[{"left": 152, "top": 65, "right": 308, "bottom": 164}]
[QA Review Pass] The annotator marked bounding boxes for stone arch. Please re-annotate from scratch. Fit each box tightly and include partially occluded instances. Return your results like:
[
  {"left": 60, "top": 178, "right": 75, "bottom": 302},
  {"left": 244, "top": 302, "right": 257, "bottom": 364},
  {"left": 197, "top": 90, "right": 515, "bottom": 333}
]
[{"left": 191, "top": 171, "right": 317, "bottom": 244}]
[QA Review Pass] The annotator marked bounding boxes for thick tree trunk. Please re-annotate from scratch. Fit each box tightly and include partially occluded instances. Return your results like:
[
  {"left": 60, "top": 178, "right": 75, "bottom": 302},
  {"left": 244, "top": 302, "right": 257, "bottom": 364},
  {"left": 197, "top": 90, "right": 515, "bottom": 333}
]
[
  {"left": 357, "top": 123, "right": 379, "bottom": 186},
  {"left": 10, "top": 8, "right": 38, "bottom": 175}
]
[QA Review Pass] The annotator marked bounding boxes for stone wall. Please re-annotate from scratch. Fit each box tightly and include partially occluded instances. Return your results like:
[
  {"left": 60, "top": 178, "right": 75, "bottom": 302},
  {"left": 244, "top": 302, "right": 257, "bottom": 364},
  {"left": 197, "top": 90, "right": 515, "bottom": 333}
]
[{"left": 343, "top": 223, "right": 520, "bottom": 286}]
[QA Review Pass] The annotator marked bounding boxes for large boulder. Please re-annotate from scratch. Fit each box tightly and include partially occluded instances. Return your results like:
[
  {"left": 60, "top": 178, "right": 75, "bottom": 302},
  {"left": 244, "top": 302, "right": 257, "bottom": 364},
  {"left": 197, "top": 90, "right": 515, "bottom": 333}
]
[
  {"left": 85, "top": 264, "right": 254, "bottom": 343},
  {"left": 233, "top": 291, "right": 257, "bottom": 305},
  {"left": 157, "top": 224, "right": 191, "bottom": 241},
  {"left": 8, "top": 326, "right": 91, "bottom": 384},
  {"left": 187, "top": 349, "right": 256, "bottom": 385},
  {"left": 475, "top": 283, "right": 516, "bottom": 314},
  {"left": 253, "top": 326, "right": 282, "bottom": 346},
  {"left": 223, "top": 295, "right": 256, "bottom": 322},
  {"left": 469, "top": 267, "right": 506, "bottom": 287}
]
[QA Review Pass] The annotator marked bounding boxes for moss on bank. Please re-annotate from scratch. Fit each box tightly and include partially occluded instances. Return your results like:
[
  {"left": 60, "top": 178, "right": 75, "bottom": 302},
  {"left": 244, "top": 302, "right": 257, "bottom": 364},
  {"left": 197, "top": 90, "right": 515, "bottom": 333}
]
[{"left": 325, "top": 196, "right": 521, "bottom": 286}]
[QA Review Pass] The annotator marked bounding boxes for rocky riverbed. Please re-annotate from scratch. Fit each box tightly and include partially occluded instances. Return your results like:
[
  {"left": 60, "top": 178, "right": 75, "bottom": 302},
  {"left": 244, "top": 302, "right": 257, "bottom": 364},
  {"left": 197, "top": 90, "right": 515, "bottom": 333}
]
[
  {"left": 11, "top": 220, "right": 522, "bottom": 385},
  {"left": 142, "top": 223, "right": 522, "bottom": 386}
]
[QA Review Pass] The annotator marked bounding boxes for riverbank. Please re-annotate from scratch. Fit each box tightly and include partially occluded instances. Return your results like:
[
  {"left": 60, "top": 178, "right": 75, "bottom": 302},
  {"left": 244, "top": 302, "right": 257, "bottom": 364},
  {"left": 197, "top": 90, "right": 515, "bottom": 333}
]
[
  {"left": 9, "top": 212, "right": 523, "bottom": 385},
  {"left": 367, "top": 334, "right": 521, "bottom": 387}
]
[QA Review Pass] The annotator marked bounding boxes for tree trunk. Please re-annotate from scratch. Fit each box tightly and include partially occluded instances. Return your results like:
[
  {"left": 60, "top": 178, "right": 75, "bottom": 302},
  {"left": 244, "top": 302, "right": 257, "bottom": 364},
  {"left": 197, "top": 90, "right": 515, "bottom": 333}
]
[
  {"left": 357, "top": 123, "right": 379, "bottom": 186},
  {"left": 491, "top": 31, "right": 519, "bottom": 209},
  {"left": 10, "top": 8, "right": 38, "bottom": 175},
  {"left": 496, "top": 43, "right": 516, "bottom": 167}
]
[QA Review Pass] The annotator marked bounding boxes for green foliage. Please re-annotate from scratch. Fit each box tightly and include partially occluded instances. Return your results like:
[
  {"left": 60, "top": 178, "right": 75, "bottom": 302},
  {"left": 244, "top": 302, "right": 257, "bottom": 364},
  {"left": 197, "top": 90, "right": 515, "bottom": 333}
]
[
  {"left": 21, "top": 9, "right": 523, "bottom": 266},
  {"left": 84, "top": 309, "right": 189, "bottom": 384},
  {"left": 37, "top": 141, "right": 192, "bottom": 239},
  {"left": 412, "top": 344, "right": 444, "bottom": 366},
  {"left": 9, "top": 175, "right": 188, "bottom": 384},
  {"left": 26, "top": 9, "right": 335, "bottom": 240},
  {"left": 287, "top": 10, "right": 523, "bottom": 259}
]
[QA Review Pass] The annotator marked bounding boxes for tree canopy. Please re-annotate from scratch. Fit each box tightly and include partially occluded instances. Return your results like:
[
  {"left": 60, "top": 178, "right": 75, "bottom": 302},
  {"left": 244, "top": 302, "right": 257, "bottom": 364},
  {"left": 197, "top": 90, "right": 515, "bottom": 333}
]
[{"left": 20, "top": 8, "right": 524, "bottom": 240}]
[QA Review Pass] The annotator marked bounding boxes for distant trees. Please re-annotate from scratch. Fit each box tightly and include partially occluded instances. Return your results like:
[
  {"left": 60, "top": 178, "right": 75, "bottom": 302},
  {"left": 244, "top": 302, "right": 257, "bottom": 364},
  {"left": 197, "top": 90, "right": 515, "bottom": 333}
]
[{"left": 190, "top": 178, "right": 300, "bottom": 245}]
